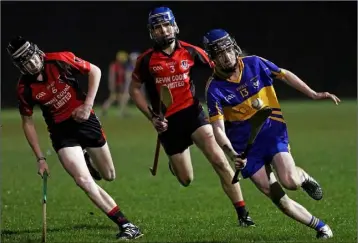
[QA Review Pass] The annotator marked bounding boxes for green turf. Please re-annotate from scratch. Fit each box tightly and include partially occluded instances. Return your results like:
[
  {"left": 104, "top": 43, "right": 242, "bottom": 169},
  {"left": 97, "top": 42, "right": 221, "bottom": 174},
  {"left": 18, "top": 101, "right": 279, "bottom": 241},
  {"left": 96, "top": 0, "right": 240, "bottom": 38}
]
[{"left": 1, "top": 100, "right": 357, "bottom": 243}]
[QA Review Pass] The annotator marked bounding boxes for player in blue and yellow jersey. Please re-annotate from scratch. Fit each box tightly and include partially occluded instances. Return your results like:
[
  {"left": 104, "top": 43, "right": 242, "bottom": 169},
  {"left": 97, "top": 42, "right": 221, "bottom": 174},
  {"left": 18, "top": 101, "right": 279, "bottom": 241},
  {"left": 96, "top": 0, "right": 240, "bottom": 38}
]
[{"left": 204, "top": 29, "right": 340, "bottom": 239}]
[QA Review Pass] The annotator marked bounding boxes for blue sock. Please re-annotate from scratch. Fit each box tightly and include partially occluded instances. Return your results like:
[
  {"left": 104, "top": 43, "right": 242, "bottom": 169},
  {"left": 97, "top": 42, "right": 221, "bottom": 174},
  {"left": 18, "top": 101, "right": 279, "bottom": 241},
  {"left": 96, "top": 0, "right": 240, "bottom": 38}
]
[{"left": 308, "top": 216, "right": 326, "bottom": 231}]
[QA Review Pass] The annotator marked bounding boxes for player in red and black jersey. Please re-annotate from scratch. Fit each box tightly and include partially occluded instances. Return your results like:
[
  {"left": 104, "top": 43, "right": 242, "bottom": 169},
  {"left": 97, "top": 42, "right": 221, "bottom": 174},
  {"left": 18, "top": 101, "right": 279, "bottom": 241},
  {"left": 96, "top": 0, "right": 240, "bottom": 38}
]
[
  {"left": 8, "top": 36, "right": 142, "bottom": 240},
  {"left": 129, "top": 7, "right": 255, "bottom": 226}
]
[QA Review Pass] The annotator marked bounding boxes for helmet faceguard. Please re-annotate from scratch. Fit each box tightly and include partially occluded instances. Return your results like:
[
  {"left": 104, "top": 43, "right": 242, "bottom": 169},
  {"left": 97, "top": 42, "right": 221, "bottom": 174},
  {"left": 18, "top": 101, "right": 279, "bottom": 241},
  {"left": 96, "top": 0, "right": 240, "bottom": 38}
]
[
  {"left": 203, "top": 29, "right": 242, "bottom": 72},
  {"left": 148, "top": 7, "right": 179, "bottom": 48},
  {"left": 7, "top": 36, "right": 44, "bottom": 75}
]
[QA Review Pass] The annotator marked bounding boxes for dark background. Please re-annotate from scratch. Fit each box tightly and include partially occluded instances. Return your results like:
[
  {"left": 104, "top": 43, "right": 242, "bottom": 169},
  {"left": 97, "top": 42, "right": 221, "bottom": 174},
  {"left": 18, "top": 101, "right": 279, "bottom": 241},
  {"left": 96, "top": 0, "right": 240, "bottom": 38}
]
[{"left": 1, "top": 1, "right": 357, "bottom": 107}]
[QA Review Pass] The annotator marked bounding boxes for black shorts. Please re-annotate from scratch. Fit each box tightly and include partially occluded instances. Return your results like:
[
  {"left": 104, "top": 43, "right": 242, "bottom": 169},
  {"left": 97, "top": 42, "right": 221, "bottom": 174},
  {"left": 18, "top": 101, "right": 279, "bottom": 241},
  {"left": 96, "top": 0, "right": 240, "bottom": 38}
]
[
  {"left": 49, "top": 113, "right": 107, "bottom": 152},
  {"left": 158, "top": 103, "right": 209, "bottom": 156}
]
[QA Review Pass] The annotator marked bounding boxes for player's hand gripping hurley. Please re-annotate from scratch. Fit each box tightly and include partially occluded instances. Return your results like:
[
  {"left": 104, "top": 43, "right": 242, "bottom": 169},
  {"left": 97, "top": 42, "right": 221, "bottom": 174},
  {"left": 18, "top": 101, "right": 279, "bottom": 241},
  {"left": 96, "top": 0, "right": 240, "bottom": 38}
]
[
  {"left": 230, "top": 105, "right": 273, "bottom": 184},
  {"left": 42, "top": 171, "right": 48, "bottom": 243},
  {"left": 148, "top": 85, "right": 173, "bottom": 176}
]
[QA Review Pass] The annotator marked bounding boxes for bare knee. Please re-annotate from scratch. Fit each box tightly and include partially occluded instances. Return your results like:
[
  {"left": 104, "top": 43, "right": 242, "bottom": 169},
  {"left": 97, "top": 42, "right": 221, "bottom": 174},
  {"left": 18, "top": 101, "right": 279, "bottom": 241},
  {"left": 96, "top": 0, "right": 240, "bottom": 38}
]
[
  {"left": 74, "top": 176, "right": 96, "bottom": 192},
  {"left": 273, "top": 153, "right": 300, "bottom": 190},
  {"left": 205, "top": 140, "right": 229, "bottom": 171},
  {"left": 102, "top": 168, "right": 116, "bottom": 181},
  {"left": 170, "top": 149, "right": 193, "bottom": 187},
  {"left": 260, "top": 186, "right": 271, "bottom": 197},
  {"left": 280, "top": 173, "right": 301, "bottom": 190},
  {"left": 177, "top": 174, "right": 193, "bottom": 187}
]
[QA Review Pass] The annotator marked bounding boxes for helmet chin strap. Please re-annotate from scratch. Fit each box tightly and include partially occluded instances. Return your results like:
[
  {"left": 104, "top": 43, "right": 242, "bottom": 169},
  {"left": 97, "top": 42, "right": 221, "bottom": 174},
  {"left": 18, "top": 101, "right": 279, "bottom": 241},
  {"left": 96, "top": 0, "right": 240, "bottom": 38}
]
[
  {"left": 159, "top": 37, "right": 175, "bottom": 49},
  {"left": 221, "top": 65, "right": 236, "bottom": 73}
]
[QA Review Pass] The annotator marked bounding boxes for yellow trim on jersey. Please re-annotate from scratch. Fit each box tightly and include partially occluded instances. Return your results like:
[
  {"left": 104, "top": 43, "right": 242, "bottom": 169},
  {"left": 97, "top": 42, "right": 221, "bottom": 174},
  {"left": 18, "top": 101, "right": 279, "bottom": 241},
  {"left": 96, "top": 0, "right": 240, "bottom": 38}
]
[
  {"left": 227, "top": 58, "right": 244, "bottom": 83},
  {"left": 257, "top": 56, "right": 286, "bottom": 79},
  {"left": 269, "top": 116, "right": 286, "bottom": 124},
  {"left": 209, "top": 114, "right": 224, "bottom": 122},
  {"left": 272, "top": 70, "right": 285, "bottom": 79},
  {"left": 222, "top": 86, "right": 281, "bottom": 122},
  {"left": 272, "top": 110, "right": 283, "bottom": 116},
  {"left": 208, "top": 102, "right": 224, "bottom": 122}
]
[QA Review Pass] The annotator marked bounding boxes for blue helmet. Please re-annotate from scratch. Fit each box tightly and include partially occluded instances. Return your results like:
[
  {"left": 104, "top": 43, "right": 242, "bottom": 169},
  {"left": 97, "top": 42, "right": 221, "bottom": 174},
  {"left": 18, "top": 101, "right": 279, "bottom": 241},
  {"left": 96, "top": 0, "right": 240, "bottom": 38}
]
[
  {"left": 148, "top": 7, "right": 179, "bottom": 47},
  {"left": 203, "top": 29, "right": 242, "bottom": 59},
  {"left": 203, "top": 29, "right": 242, "bottom": 71}
]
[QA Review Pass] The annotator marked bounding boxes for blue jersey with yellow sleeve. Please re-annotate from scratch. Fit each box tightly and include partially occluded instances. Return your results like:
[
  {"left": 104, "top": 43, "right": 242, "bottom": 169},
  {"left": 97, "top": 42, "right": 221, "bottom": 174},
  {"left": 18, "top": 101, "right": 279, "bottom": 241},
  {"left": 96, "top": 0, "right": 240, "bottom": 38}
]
[{"left": 206, "top": 55, "right": 290, "bottom": 178}]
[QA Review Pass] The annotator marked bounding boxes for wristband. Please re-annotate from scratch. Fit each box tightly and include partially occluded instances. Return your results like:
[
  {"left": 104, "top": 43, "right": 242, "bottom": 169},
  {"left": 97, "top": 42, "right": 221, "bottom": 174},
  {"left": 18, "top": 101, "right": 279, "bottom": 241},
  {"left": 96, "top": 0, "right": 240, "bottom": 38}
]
[{"left": 37, "top": 157, "right": 46, "bottom": 162}]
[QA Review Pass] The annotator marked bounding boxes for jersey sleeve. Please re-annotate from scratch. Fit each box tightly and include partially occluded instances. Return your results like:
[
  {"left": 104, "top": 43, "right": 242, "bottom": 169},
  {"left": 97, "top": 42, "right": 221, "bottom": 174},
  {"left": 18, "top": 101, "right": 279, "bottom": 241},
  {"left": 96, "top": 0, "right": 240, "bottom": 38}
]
[
  {"left": 50, "top": 52, "right": 91, "bottom": 74},
  {"left": 205, "top": 79, "right": 224, "bottom": 122},
  {"left": 181, "top": 42, "right": 215, "bottom": 69},
  {"left": 193, "top": 46, "right": 215, "bottom": 68},
  {"left": 17, "top": 79, "right": 35, "bottom": 116},
  {"left": 132, "top": 53, "right": 151, "bottom": 83},
  {"left": 258, "top": 56, "right": 285, "bottom": 80}
]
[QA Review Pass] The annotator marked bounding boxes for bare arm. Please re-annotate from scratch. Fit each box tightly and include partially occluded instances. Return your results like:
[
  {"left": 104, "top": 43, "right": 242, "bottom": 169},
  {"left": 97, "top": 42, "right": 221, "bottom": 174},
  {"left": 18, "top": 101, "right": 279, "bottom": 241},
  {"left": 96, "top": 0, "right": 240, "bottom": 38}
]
[
  {"left": 129, "top": 79, "right": 152, "bottom": 121},
  {"left": 84, "top": 63, "right": 102, "bottom": 106},
  {"left": 280, "top": 69, "right": 340, "bottom": 104},
  {"left": 21, "top": 115, "right": 45, "bottom": 160},
  {"left": 280, "top": 69, "right": 317, "bottom": 98},
  {"left": 211, "top": 119, "right": 238, "bottom": 159}
]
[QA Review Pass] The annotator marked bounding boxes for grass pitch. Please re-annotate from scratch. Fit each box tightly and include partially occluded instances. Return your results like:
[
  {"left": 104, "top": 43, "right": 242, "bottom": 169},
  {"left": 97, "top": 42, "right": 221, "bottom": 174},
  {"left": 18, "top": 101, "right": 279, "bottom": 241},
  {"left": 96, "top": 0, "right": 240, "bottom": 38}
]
[{"left": 1, "top": 101, "right": 356, "bottom": 243}]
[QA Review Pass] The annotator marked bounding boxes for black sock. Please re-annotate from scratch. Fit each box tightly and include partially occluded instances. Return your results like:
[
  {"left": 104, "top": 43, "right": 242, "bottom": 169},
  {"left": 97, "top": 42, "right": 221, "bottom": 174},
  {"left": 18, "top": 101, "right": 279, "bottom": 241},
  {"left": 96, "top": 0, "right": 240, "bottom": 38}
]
[
  {"left": 107, "top": 206, "right": 130, "bottom": 228},
  {"left": 233, "top": 201, "right": 247, "bottom": 218}
]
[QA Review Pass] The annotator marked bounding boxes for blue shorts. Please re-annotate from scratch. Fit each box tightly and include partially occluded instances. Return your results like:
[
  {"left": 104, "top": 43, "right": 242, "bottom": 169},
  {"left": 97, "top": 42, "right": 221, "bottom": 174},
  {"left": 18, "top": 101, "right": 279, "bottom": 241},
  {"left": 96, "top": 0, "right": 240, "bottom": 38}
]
[{"left": 231, "top": 119, "right": 290, "bottom": 179}]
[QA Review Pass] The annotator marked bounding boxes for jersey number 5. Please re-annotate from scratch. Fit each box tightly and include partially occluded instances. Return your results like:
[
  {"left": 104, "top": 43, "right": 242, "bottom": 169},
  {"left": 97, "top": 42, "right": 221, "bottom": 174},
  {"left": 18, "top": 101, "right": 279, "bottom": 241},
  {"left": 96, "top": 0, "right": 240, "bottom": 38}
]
[{"left": 239, "top": 88, "right": 249, "bottom": 98}]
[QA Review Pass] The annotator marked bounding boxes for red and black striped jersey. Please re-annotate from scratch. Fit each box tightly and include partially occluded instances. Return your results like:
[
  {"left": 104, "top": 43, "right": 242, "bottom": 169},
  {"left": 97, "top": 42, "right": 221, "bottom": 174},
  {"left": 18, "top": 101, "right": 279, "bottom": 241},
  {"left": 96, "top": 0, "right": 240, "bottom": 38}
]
[
  {"left": 17, "top": 51, "right": 91, "bottom": 127},
  {"left": 132, "top": 40, "right": 214, "bottom": 117},
  {"left": 109, "top": 61, "right": 126, "bottom": 85}
]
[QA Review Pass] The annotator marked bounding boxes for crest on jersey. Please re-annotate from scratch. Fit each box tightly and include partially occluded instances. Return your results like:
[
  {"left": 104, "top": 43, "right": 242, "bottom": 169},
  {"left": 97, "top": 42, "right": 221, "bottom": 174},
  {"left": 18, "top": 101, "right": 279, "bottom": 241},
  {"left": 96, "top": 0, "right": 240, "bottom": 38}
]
[
  {"left": 250, "top": 76, "right": 260, "bottom": 88},
  {"left": 181, "top": 60, "right": 189, "bottom": 70}
]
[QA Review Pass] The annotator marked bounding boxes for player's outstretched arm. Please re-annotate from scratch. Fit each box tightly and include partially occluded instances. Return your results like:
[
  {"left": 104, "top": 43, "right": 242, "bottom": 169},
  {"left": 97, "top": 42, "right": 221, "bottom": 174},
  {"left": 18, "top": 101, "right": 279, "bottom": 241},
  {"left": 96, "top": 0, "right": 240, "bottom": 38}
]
[
  {"left": 280, "top": 69, "right": 341, "bottom": 105},
  {"left": 129, "top": 79, "right": 152, "bottom": 121},
  {"left": 21, "top": 115, "right": 50, "bottom": 177}
]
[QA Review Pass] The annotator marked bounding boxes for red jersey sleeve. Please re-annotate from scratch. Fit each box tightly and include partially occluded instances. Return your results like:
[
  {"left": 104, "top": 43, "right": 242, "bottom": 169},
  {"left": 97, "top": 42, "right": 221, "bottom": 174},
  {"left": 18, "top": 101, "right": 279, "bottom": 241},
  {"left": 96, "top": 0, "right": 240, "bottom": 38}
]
[
  {"left": 132, "top": 59, "right": 143, "bottom": 82},
  {"left": 180, "top": 41, "right": 215, "bottom": 68},
  {"left": 131, "top": 49, "right": 153, "bottom": 83},
  {"left": 46, "top": 52, "right": 91, "bottom": 74},
  {"left": 17, "top": 79, "right": 35, "bottom": 116},
  {"left": 193, "top": 46, "right": 215, "bottom": 68}
]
